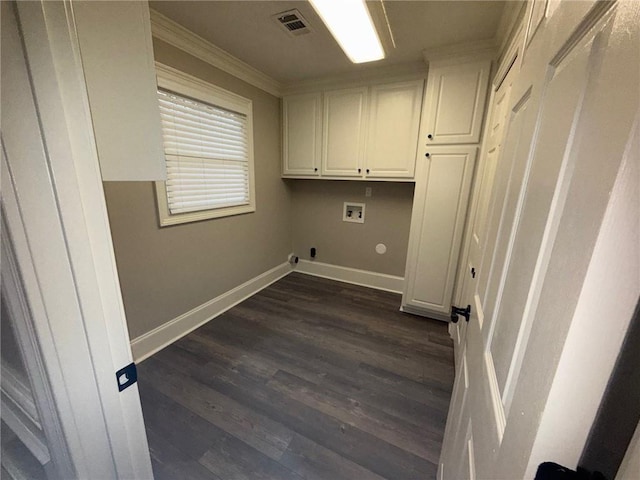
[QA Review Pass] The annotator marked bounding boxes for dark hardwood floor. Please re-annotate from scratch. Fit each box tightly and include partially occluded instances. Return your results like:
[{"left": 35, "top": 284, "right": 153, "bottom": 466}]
[{"left": 138, "top": 272, "right": 455, "bottom": 480}]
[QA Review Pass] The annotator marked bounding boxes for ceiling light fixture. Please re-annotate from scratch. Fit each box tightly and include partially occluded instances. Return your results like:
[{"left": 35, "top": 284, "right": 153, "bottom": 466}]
[{"left": 308, "top": 0, "right": 385, "bottom": 64}]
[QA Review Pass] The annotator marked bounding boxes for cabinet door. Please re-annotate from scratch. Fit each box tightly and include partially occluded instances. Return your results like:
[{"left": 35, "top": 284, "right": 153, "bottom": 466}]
[
  {"left": 282, "top": 93, "right": 321, "bottom": 176},
  {"left": 422, "top": 60, "right": 490, "bottom": 145},
  {"left": 402, "top": 146, "right": 477, "bottom": 316},
  {"left": 366, "top": 80, "right": 424, "bottom": 178},
  {"left": 322, "top": 87, "right": 367, "bottom": 177}
]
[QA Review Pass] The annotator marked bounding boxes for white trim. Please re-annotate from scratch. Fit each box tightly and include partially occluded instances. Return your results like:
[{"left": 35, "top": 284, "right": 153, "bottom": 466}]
[
  {"left": 1, "top": 216, "right": 72, "bottom": 477},
  {"left": 1, "top": 396, "right": 50, "bottom": 466},
  {"left": 400, "top": 304, "right": 450, "bottom": 322},
  {"left": 281, "top": 175, "right": 415, "bottom": 182},
  {"left": 6, "top": 2, "right": 152, "bottom": 477},
  {"left": 448, "top": 321, "right": 457, "bottom": 341},
  {"left": 283, "top": 62, "right": 428, "bottom": 96},
  {"left": 495, "top": 1, "right": 527, "bottom": 62},
  {"left": 154, "top": 62, "right": 256, "bottom": 227},
  {"left": 155, "top": 62, "right": 252, "bottom": 113},
  {"left": 1, "top": 366, "right": 40, "bottom": 429},
  {"left": 422, "top": 39, "right": 497, "bottom": 65},
  {"left": 295, "top": 260, "right": 404, "bottom": 294},
  {"left": 131, "top": 262, "right": 292, "bottom": 362},
  {"left": 494, "top": 22, "right": 523, "bottom": 90},
  {"left": 155, "top": 184, "right": 256, "bottom": 226},
  {"left": 150, "top": 9, "right": 284, "bottom": 97},
  {"left": 484, "top": 351, "right": 507, "bottom": 442}
]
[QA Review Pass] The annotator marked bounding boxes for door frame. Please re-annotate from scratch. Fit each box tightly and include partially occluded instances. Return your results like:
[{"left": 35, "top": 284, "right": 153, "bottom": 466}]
[
  {"left": 2, "top": 1, "right": 152, "bottom": 477},
  {"left": 451, "top": 21, "right": 525, "bottom": 312}
]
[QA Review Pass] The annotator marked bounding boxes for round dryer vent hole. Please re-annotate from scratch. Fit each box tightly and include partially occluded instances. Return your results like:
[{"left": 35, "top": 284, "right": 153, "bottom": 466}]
[{"left": 375, "top": 243, "right": 387, "bottom": 255}]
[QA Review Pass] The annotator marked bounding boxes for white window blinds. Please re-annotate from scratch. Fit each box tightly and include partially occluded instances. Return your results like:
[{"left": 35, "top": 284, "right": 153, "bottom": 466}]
[{"left": 157, "top": 88, "right": 250, "bottom": 215}]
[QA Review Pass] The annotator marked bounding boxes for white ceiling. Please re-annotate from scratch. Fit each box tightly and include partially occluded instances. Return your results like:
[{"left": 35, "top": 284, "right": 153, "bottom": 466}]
[{"left": 150, "top": 1, "right": 506, "bottom": 84}]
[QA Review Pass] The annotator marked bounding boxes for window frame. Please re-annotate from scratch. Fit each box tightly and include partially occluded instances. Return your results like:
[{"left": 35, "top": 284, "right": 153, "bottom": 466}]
[{"left": 154, "top": 62, "right": 256, "bottom": 227}]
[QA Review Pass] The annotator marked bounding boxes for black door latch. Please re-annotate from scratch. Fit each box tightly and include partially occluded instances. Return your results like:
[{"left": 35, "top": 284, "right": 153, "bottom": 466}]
[
  {"left": 116, "top": 362, "right": 137, "bottom": 392},
  {"left": 451, "top": 305, "right": 471, "bottom": 323}
]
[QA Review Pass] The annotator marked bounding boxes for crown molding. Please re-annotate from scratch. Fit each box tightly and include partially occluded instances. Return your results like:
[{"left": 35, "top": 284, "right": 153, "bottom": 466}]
[
  {"left": 494, "top": 21, "right": 524, "bottom": 89},
  {"left": 283, "top": 61, "right": 428, "bottom": 96},
  {"left": 149, "top": 9, "right": 284, "bottom": 97},
  {"left": 422, "top": 38, "right": 497, "bottom": 65},
  {"left": 496, "top": 0, "right": 528, "bottom": 59}
]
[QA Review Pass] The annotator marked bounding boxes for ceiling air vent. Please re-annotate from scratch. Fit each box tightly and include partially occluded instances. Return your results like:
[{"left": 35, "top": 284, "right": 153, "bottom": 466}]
[{"left": 274, "top": 9, "right": 312, "bottom": 37}]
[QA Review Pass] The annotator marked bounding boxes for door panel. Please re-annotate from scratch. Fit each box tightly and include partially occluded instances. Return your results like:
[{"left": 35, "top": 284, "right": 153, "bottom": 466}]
[
  {"left": 322, "top": 87, "right": 367, "bottom": 177},
  {"left": 490, "top": 39, "right": 594, "bottom": 400},
  {"left": 1, "top": 254, "right": 52, "bottom": 478},
  {"left": 441, "top": 56, "right": 529, "bottom": 479},
  {"left": 366, "top": 80, "right": 423, "bottom": 178},
  {"left": 423, "top": 60, "right": 491, "bottom": 145},
  {"left": 439, "top": 1, "right": 636, "bottom": 478},
  {"left": 403, "top": 147, "right": 477, "bottom": 316},
  {"left": 479, "top": 90, "right": 533, "bottom": 332},
  {"left": 459, "top": 63, "right": 517, "bottom": 346},
  {"left": 2, "top": 2, "right": 152, "bottom": 477},
  {"left": 283, "top": 93, "right": 322, "bottom": 176}
]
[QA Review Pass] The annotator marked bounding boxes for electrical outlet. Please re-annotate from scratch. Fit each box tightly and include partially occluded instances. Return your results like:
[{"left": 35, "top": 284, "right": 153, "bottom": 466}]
[{"left": 365, "top": 187, "right": 372, "bottom": 197}]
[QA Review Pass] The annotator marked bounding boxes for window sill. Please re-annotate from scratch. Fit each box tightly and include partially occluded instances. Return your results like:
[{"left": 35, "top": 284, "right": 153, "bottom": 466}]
[{"left": 158, "top": 203, "right": 255, "bottom": 227}]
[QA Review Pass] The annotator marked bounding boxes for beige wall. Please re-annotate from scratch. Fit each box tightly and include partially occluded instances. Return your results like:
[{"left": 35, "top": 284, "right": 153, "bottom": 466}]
[
  {"left": 289, "top": 180, "right": 414, "bottom": 277},
  {"left": 104, "top": 39, "right": 292, "bottom": 339},
  {"left": 105, "top": 40, "right": 417, "bottom": 340}
]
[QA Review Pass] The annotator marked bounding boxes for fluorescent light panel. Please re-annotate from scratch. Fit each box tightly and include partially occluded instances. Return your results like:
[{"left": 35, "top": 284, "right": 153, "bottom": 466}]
[{"left": 309, "top": 0, "right": 385, "bottom": 64}]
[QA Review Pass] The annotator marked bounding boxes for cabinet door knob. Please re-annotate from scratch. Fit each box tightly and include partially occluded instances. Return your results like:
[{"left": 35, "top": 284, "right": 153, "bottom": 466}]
[
  {"left": 427, "top": 134, "right": 433, "bottom": 140},
  {"left": 366, "top": 169, "right": 370, "bottom": 174},
  {"left": 314, "top": 167, "right": 318, "bottom": 172},
  {"left": 425, "top": 153, "right": 430, "bottom": 158},
  {"left": 358, "top": 168, "right": 361, "bottom": 173}
]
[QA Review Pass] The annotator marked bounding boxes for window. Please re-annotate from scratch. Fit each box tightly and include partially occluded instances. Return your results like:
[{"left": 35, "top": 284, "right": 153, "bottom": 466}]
[{"left": 155, "top": 63, "right": 255, "bottom": 226}]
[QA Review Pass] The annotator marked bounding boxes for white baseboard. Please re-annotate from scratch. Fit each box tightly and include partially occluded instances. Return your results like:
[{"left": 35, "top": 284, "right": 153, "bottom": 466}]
[
  {"left": 400, "top": 303, "right": 450, "bottom": 322},
  {"left": 130, "top": 262, "right": 292, "bottom": 362},
  {"left": 295, "top": 259, "right": 404, "bottom": 294}
]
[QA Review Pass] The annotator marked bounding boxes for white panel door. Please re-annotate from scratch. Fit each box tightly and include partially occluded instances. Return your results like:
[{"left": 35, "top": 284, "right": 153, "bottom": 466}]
[
  {"left": 452, "top": 61, "right": 518, "bottom": 367},
  {"left": 439, "top": 2, "right": 639, "bottom": 478},
  {"left": 282, "top": 93, "right": 322, "bottom": 176},
  {"left": 422, "top": 59, "right": 491, "bottom": 145},
  {"left": 402, "top": 146, "right": 477, "bottom": 317},
  {"left": 322, "top": 87, "right": 368, "bottom": 177},
  {"left": 365, "top": 80, "right": 424, "bottom": 178},
  {"left": 2, "top": 2, "right": 153, "bottom": 478}
]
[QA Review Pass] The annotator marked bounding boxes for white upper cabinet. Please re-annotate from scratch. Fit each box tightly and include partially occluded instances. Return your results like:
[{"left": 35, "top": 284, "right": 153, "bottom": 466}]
[
  {"left": 73, "top": 1, "right": 166, "bottom": 181},
  {"left": 282, "top": 79, "right": 425, "bottom": 181},
  {"left": 421, "top": 59, "right": 491, "bottom": 145},
  {"left": 282, "top": 93, "right": 322, "bottom": 176},
  {"left": 365, "top": 80, "right": 424, "bottom": 178},
  {"left": 322, "top": 87, "right": 368, "bottom": 177}
]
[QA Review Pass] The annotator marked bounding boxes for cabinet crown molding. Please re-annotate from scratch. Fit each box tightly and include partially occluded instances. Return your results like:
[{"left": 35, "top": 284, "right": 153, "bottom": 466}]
[
  {"left": 149, "top": 9, "right": 284, "bottom": 97},
  {"left": 282, "top": 61, "right": 428, "bottom": 96},
  {"left": 422, "top": 39, "right": 497, "bottom": 66}
]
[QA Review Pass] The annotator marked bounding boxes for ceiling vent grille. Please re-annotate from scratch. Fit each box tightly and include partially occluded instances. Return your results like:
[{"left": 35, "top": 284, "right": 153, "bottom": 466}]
[{"left": 274, "top": 9, "right": 312, "bottom": 37}]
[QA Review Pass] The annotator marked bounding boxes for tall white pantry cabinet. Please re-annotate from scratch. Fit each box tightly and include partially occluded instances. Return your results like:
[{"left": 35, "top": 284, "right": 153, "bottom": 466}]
[{"left": 402, "top": 58, "right": 491, "bottom": 318}]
